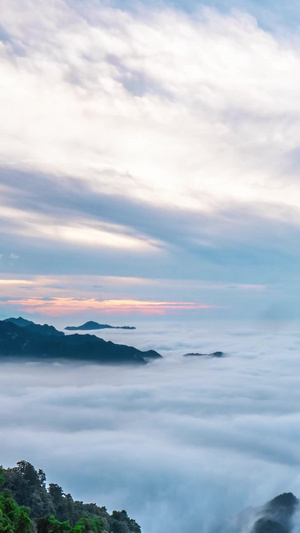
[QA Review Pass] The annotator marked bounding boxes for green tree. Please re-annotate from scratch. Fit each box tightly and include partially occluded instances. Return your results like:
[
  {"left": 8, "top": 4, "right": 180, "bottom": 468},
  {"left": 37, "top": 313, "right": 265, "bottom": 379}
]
[
  {"left": 48, "top": 486, "right": 64, "bottom": 508},
  {"left": 0, "top": 489, "right": 32, "bottom": 533},
  {"left": 37, "top": 516, "right": 72, "bottom": 533},
  {"left": 110, "top": 511, "right": 141, "bottom": 533},
  {"left": 73, "top": 517, "right": 108, "bottom": 533},
  {"left": 0, "top": 462, "right": 141, "bottom": 533},
  {"left": 0, "top": 469, "right": 4, "bottom": 488},
  {"left": 16, "top": 462, "right": 40, "bottom": 489},
  {"left": 3, "top": 461, "right": 54, "bottom": 518},
  {"left": 15, "top": 507, "right": 32, "bottom": 533}
]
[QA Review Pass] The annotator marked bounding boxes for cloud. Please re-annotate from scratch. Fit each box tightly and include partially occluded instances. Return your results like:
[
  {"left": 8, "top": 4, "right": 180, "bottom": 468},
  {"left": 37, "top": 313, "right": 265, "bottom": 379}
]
[
  {"left": 1, "top": 0, "right": 300, "bottom": 318},
  {"left": 1, "top": 0, "right": 300, "bottom": 212},
  {"left": 1, "top": 3, "right": 300, "bottom": 531},
  {"left": 1, "top": 168, "right": 300, "bottom": 288},
  {"left": 1, "top": 323, "right": 300, "bottom": 532}
]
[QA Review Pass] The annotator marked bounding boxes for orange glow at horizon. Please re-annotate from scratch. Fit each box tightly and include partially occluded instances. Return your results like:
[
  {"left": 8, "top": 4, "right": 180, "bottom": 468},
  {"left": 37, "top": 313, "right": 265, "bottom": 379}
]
[{"left": 0, "top": 297, "right": 218, "bottom": 316}]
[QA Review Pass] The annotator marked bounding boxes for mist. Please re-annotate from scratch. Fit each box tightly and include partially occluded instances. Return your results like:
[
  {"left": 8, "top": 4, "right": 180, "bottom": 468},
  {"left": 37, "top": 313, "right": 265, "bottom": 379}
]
[{"left": 1, "top": 320, "right": 300, "bottom": 532}]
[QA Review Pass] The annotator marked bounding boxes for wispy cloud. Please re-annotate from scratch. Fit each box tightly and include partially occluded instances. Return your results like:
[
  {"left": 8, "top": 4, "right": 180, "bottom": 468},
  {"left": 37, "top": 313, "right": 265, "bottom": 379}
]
[
  {"left": 0, "top": 297, "right": 217, "bottom": 316},
  {"left": 1, "top": 0, "right": 300, "bottom": 210}
]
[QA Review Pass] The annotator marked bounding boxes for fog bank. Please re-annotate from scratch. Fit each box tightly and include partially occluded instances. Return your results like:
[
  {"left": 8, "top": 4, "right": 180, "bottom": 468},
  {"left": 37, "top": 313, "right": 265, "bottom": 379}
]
[{"left": 1, "top": 320, "right": 300, "bottom": 532}]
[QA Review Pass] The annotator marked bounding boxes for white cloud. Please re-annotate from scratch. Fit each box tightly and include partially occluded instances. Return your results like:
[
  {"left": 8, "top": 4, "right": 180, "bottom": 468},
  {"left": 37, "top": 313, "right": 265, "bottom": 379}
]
[
  {"left": 1, "top": 323, "right": 300, "bottom": 532},
  {"left": 1, "top": 0, "right": 300, "bottom": 215}
]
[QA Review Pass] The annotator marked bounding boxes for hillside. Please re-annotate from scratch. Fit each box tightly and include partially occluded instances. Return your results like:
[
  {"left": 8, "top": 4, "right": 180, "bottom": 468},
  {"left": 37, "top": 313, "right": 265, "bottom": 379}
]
[{"left": 0, "top": 461, "right": 141, "bottom": 533}]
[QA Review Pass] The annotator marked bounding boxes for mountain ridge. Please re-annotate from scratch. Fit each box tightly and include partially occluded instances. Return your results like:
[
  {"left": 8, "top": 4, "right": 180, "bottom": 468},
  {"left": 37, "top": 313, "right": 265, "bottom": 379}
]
[{"left": 0, "top": 318, "right": 161, "bottom": 364}]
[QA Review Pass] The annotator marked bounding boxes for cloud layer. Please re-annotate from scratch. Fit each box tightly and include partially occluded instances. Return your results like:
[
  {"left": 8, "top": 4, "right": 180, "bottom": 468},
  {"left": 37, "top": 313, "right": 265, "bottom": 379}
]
[{"left": 2, "top": 322, "right": 300, "bottom": 532}]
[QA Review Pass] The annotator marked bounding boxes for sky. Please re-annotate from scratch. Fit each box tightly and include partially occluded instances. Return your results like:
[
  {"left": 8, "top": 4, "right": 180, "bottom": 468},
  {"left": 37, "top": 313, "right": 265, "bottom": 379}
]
[
  {"left": 1, "top": 0, "right": 300, "bottom": 322},
  {"left": 2, "top": 323, "right": 300, "bottom": 533},
  {"left": 2, "top": 4, "right": 300, "bottom": 531}
]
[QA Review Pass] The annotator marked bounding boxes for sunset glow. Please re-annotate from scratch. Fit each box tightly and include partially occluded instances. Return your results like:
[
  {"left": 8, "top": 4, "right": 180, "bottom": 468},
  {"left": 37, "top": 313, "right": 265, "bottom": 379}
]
[{"left": 0, "top": 298, "right": 217, "bottom": 316}]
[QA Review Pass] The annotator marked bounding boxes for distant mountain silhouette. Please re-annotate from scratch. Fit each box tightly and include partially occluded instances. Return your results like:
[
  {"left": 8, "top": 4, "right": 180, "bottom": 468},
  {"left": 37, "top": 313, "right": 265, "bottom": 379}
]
[
  {"left": 65, "top": 320, "right": 136, "bottom": 331},
  {"left": 183, "top": 351, "right": 225, "bottom": 358},
  {"left": 4, "top": 316, "right": 35, "bottom": 327},
  {"left": 0, "top": 318, "right": 161, "bottom": 364},
  {"left": 4, "top": 316, "right": 64, "bottom": 337}
]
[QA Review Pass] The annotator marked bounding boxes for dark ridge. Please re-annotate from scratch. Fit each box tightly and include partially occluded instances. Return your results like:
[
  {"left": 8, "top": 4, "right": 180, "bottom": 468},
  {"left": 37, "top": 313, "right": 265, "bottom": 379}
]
[
  {"left": 251, "top": 493, "right": 298, "bottom": 533},
  {"left": 252, "top": 518, "right": 288, "bottom": 533},
  {"left": 266, "top": 493, "right": 298, "bottom": 512},
  {"left": 4, "top": 316, "right": 35, "bottom": 327},
  {"left": 0, "top": 319, "right": 161, "bottom": 364},
  {"left": 4, "top": 317, "right": 64, "bottom": 337}
]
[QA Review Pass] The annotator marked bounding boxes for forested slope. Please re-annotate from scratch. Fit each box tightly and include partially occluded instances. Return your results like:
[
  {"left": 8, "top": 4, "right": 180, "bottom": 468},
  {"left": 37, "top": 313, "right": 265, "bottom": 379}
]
[{"left": 0, "top": 461, "right": 141, "bottom": 533}]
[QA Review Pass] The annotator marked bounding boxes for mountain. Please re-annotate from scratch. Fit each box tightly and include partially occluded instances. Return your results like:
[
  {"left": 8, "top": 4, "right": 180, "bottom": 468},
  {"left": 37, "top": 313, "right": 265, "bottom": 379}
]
[
  {"left": 0, "top": 318, "right": 161, "bottom": 364},
  {"left": 4, "top": 316, "right": 35, "bottom": 327},
  {"left": 252, "top": 519, "right": 287, "bottom": 533},
  {"left": 234, "top": 493, "right": 298, "bottom": 533},
  {"left": 183, "top": 351, "right": 225, "bottom": 357},
  {"left": 4, "top": 316, "right": 64, "bottom": 337},
  {"left": 251, "top": 493, "right": 298, "bottom": 533},
  {"left": 0, "top": 460, "right": 141, "bottom": 533},
  {"left": 65, "top": 321, "right": 136, "bottom": 331}
]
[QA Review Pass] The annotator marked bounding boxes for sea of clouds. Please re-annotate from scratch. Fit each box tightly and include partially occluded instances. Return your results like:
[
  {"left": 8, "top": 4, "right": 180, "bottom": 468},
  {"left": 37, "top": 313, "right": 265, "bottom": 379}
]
[{"left": 1, "top": 320, "right": 300, "bottom": 532}]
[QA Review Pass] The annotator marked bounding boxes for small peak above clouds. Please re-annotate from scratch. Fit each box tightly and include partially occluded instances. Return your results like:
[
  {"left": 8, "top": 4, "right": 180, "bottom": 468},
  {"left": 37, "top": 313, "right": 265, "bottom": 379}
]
[
  {"left": 232, "top": 493, "right": 298, "bottom": 533},
  {"left": 65, "top": 320, "right": 136, "bottom": 331}
]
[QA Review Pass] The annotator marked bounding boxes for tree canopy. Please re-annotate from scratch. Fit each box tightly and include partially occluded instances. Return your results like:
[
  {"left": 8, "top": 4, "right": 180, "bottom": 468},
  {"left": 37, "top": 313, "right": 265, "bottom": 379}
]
[{"left": 0, "top": 462, "right": 141, "bottom": 533}]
